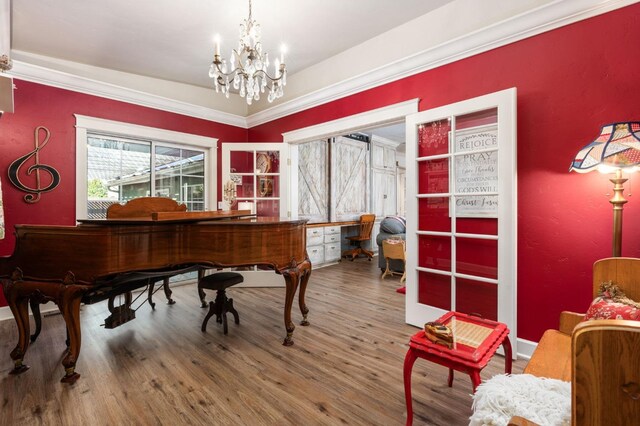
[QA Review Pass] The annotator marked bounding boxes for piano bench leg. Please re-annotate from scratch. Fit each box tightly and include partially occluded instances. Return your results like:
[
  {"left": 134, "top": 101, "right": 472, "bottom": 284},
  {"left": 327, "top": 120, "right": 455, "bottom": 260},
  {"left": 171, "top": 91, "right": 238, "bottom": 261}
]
[
  {"left": 201, "top": 290, "right": 240, "bottom": 335},
  {"left": 201, "top": 301, "right": 217, "bottom": 332}
]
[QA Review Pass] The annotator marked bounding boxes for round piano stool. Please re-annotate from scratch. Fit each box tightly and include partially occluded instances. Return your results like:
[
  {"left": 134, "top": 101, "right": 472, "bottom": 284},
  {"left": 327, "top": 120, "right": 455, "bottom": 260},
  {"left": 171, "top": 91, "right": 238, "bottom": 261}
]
[{"left": 199, "top": 272, "right": 243, "bottom": 335}]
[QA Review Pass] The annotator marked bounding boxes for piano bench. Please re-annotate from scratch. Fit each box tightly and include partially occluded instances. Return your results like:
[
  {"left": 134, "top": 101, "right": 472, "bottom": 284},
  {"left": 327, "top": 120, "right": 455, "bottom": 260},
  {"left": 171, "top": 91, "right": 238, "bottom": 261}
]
[{"left": 198, "top": 272, "right": 243, "bottom": 335}]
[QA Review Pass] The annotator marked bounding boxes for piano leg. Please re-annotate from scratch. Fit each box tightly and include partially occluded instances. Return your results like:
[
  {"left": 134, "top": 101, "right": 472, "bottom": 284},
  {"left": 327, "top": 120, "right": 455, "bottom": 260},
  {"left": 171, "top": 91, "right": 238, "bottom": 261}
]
[
  {"left": 282, "top": 269, "right": 301, "bottom": 346},
  {"left": 57, "top": 285, "right": 86, "bottom": 384},
  {"left": 29, "top": 298, "right": 43, "bottom": 343},
  {"left": 298, "top": 260, "right": 312, "bottom": 327},
  {"left": 4, "top": 280, "right": 31, "bottom": 375}
]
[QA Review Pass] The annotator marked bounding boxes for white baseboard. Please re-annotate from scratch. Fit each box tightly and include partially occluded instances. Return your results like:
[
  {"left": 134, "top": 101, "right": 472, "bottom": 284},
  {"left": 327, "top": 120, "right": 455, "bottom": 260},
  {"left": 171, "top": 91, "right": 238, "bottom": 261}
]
[
  {"left": 0, "top": 303, "right": 59, "bottom": 322},
  {"left": 516, "top": 338, "right": 537, "bottom": 360}
]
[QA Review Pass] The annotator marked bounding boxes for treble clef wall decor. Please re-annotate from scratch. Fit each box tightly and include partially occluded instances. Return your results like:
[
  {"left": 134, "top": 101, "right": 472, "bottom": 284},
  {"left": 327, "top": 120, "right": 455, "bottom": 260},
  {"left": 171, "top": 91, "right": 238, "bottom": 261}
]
[{"left": 8, "top": 126, "right": 61, "bottom": 203}]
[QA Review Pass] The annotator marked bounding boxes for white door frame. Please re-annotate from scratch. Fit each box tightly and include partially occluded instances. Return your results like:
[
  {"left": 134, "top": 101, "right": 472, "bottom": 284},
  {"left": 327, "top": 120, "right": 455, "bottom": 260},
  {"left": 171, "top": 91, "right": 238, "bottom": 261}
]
[
  {"left": 282, "top": 99, "right": 420, "bottom": 219},
  {"left": 405, "top": 88, "right": 517, "bottom": 357},
  {"left": 221, "top": 142, "right": 290, "bottom": 287}
]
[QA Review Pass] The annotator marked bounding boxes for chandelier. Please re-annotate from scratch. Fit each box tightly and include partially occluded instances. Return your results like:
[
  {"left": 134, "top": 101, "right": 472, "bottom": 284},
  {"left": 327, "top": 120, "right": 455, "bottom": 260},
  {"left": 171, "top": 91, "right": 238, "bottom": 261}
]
[{"left": 208, "top": 0, "right": 287, "bottom": 105}]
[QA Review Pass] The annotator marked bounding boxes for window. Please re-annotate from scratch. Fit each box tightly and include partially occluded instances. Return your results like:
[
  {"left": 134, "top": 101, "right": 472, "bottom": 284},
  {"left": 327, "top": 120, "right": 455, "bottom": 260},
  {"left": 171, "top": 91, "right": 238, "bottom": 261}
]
[
  {"left": 76, "top": 115, "right": 217, "bottom": 220},
  {"left": 85, "top": 135, "right": 206, "bottom": 218}
]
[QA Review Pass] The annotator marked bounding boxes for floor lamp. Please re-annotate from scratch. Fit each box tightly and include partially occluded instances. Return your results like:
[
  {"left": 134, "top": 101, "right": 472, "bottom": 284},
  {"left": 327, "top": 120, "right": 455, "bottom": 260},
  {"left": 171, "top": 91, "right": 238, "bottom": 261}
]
[{"left": 570, "top": 122, "right": 640, "bottom": 257}]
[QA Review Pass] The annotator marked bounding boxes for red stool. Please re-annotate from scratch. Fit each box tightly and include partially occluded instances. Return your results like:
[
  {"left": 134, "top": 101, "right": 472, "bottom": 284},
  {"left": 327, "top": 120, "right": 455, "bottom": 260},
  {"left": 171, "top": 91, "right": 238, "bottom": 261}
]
[{"left": 403, "top": 312, "right": 512, "bottom": 426}]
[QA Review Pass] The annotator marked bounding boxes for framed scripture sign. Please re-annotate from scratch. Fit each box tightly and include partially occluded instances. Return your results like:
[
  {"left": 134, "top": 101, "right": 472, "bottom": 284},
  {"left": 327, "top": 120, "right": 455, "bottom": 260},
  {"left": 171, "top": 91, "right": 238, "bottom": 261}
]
[{"left": 453, "top": 124, "right": 498, "bottom": 217}]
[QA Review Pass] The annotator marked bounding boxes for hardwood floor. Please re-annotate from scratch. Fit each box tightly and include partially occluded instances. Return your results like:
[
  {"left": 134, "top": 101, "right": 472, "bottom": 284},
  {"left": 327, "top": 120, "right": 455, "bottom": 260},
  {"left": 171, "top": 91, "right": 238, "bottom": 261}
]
[{"left": 0, "top": 259, "right": 525, "bottom": 425}]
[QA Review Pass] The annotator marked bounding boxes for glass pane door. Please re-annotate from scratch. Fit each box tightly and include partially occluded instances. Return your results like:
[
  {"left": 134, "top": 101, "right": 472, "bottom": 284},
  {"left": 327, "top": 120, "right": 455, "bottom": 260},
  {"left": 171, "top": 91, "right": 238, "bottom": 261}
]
[
  {"left": 222, "top": 143, "right": 287, "bottom": 217},
  {"left": 406, "top": 89, "right": 517, "bottom": 356},
  {"left": 221, "top": 143, "right": 289, "bottom": 287}
]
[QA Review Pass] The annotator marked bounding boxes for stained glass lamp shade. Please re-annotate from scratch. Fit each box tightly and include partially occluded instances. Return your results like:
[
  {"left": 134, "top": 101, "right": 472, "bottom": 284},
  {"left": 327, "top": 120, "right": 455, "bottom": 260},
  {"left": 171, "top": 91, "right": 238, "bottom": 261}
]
[{"left": 570, "top": 122, "right": 640, "bottom": 256}]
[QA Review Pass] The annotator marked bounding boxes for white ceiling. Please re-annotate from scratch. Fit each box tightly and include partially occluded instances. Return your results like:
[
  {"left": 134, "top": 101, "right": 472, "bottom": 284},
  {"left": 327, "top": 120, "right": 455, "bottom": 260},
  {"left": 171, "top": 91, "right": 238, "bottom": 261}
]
[{"left": 12, "top": 0, "right": 452, "bottom": 88}]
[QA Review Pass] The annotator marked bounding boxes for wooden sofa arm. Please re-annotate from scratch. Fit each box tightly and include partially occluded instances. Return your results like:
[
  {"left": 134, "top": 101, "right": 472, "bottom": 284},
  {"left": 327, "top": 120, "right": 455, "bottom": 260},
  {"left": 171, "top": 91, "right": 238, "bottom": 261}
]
[
  {"left": 523, "top": 329, "right": 572, "bottom": 381},
  {"left": 559, "top": 311, "right": 585, "bottom": 334},
  {"left": 508, "top": 416, "right": 540, "bottom": 426}
]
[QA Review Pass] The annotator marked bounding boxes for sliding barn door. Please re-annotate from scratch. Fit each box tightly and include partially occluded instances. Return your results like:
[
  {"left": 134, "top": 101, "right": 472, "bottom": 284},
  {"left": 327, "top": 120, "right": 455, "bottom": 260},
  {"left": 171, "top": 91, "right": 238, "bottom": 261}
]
[
  {"left": 405, "top": 88, "right": 517, "bottom": 356},
  {"left": 297, "top": 140, "right": 329, "bottom": 223},
  {"left": 331, "top": 136, "right": 369, "bottom": 222}
]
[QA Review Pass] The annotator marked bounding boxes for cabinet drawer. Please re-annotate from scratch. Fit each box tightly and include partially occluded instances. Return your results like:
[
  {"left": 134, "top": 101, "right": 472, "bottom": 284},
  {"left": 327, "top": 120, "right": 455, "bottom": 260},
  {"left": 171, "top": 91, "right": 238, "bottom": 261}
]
[
  {"left": 324, "top": 244, "right": 341, "bottom": 261},
  {"left": 307, "top": 245, "right": 325, "bottom": 265},
  {"left": 306, "top": 227, "right": 324, "bottom": 239},
  {"left": 324, "top": 234, "right": 340, "bottom": 244},
  {"left": 307, "top": 234, "right": 324, "bottom": 246},
  {"left": 325, "top": 226, "right": 341, "bottom": 235}
]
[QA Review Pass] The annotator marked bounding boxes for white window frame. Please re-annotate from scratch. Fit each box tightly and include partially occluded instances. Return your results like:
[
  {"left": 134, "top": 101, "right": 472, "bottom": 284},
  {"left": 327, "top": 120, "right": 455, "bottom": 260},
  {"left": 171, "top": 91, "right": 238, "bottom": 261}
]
[{"left": 75, "top": 115, "right": 218, "bottom": 220}]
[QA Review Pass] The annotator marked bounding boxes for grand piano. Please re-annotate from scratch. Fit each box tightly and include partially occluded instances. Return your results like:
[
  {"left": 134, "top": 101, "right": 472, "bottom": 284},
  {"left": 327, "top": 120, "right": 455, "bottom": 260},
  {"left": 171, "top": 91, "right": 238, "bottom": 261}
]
[{"left": 0, "top": 205, "right": 311, "bottom": 384}]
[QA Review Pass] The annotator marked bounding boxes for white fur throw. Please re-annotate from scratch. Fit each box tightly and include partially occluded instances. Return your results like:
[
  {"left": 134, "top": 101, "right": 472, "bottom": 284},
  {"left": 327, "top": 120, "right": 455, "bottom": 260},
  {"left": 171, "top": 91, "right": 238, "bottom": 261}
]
[{"left": 469, "top": 374, "right": 571, "bottom": 426}]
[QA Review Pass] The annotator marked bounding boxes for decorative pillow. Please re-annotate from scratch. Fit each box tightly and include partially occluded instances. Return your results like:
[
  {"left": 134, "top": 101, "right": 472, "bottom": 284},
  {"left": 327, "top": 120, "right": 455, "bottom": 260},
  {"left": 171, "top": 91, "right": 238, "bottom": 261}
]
[
  {"left": 380, "top": 216, "right": 406, "bottom": 234},
  {"left": 583, "top": 281, "right": 640, "bottom": 321}
]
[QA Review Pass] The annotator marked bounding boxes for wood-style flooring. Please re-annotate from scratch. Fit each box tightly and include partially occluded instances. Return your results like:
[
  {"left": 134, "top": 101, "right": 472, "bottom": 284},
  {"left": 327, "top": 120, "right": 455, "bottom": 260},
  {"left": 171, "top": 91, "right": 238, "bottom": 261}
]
[{"left": 0, "top": 259, "right": 525, "bottom": 425}]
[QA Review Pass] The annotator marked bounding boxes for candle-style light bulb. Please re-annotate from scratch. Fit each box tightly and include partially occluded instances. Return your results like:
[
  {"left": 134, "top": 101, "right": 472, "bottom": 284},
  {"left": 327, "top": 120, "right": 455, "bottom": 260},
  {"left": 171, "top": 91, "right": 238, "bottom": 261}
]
[{"left": 214, "top": 34, "right": 221, "bottom": 56}]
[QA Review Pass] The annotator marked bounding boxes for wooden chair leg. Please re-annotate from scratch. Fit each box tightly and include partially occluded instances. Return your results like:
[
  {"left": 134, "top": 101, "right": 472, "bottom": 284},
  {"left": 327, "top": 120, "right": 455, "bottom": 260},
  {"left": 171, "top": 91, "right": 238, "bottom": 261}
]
[{"left": 382, "top": 259, "right": 391, "bottom": 280}]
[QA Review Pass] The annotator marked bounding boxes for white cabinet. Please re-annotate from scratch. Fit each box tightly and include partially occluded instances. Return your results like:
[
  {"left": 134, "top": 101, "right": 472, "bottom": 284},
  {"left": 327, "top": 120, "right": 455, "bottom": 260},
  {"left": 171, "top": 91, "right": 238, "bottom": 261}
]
[
  {"left": 306, "top": 224, "right": 346, "bottom": 267},
  {"left": 306, "top": 227, "right": 325, "bottom": 264},
  {"left": 372, "top": 143, "right": 396, "bottom": 170},
  {"left": 371, "top": 138, "right": 398, "bottom": 221},
  {"left": 324, "top": 226, "right": 341, "bottom": 262},
  {"left": 372, "top": 170, "right": 396, "bottom": 218}
]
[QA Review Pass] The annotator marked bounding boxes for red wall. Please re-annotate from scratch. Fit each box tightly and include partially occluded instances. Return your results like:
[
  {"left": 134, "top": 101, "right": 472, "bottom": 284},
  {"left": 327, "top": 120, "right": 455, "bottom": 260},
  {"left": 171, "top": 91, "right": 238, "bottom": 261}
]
[
  {"left": 249, "top": 4, "right": 640, "bottom": 341},
  {"left": 1, "top": 5, "right": 638, "bottom": 341},
  {"left": 0, "top": 82, "right": 247, "bottom": 304}
]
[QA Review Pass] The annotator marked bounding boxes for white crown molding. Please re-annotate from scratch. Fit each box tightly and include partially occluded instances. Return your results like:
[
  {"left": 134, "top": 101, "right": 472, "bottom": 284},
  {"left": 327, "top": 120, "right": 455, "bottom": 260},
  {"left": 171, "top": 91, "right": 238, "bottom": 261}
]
[
  {"left": 4, "top": 0, "right": 634, "bottom": 130},
  {"left": 247, "top": 0, "right": 637, "bottom": 127},
  {"left": 8, "top": 60, "right": 249, "bottom": 128}
]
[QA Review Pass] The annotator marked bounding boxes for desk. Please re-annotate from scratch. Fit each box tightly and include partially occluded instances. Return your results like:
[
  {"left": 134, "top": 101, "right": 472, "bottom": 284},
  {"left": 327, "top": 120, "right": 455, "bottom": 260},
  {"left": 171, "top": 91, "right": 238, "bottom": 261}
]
[
  {"left": 306, "top": 221, "right": 360, "bottom": 267},
  {"left": 403, "top": 311, "right": 511, "bottom": 426}
]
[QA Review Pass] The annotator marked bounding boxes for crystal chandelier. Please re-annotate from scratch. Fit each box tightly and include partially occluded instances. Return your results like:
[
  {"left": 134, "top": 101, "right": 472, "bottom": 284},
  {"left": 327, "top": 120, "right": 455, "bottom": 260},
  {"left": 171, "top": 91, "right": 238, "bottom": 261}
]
[{"left": 208, "top": 0, "right": 287, "bottom": 105}]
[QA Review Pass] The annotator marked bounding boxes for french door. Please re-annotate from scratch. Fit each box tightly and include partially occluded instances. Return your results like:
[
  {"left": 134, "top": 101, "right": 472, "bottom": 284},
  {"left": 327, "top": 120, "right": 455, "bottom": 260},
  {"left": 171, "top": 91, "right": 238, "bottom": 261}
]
[
  {"left": 221, "top": 143, "right": 289, "bottom": 217},
  {"left": 221, "top": 143, "right": 289, "bottom": 287},
  {"left": 405, "top": 88, "right": 517, "bottom": 356}
]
